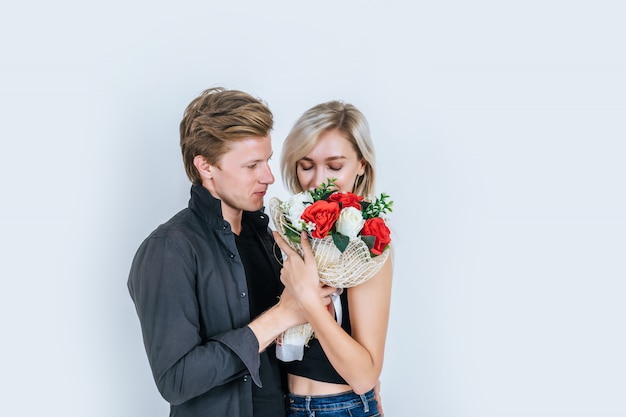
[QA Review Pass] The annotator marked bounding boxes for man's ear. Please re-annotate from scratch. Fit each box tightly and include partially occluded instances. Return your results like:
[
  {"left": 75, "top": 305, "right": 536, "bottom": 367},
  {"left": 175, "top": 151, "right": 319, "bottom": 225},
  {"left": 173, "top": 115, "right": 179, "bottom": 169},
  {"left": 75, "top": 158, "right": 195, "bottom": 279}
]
[{"left": 193, "top": 155, "right": 213, "bottom": 179}]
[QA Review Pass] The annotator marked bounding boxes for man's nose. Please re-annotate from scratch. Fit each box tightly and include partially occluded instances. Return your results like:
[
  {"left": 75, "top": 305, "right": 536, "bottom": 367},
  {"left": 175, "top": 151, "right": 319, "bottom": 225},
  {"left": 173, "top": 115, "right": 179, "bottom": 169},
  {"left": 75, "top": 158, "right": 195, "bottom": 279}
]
[{"left": 262, "top": 163, "right": 275, "bottom": 184}]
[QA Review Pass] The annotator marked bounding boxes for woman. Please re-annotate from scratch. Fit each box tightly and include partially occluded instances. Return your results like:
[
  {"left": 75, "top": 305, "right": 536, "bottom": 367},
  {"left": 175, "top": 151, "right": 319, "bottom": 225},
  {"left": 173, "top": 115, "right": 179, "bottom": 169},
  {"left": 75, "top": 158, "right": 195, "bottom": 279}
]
[{"left": 274, "top": 101, "right": 393, "bottom": 417}]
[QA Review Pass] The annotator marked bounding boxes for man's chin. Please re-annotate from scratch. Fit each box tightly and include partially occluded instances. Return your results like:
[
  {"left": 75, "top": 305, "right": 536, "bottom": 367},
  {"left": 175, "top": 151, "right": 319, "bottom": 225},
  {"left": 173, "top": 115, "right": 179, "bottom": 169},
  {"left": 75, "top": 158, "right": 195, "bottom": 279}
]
[{"left": 247, "top": 200, "right": 265, "bottom": 212}]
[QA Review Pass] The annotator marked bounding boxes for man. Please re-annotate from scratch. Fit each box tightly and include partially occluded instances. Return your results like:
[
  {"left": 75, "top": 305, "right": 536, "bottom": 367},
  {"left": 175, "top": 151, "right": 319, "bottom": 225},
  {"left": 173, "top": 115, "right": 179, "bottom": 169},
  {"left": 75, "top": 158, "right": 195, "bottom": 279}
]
[{"left": 128, "top": 87, "right": 333, "bottom": 416}]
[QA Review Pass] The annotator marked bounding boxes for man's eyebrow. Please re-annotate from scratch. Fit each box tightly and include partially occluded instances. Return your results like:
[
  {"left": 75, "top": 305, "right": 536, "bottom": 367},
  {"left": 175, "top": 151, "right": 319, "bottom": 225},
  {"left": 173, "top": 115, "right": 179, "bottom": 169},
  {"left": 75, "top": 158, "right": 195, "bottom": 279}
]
[{"left": 242, "top": 152, "right": 273, "bottom": 165}]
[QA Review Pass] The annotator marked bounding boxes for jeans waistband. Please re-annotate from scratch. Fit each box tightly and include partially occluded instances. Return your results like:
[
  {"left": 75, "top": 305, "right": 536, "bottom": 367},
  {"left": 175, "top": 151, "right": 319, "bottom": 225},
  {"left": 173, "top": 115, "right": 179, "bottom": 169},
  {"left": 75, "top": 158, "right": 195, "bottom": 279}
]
[{"left": 287, "top": 389, "right": 375, "bottom": 413}]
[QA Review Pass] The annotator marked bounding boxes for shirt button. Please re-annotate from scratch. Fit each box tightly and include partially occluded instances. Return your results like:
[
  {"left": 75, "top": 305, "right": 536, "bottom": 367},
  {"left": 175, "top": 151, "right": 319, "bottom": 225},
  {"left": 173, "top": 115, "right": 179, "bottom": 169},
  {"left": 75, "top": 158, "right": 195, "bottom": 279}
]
[
  {"left": 229, "top": 253, "right": 235, "bottom": 259},
  {"left": 240, "top": 292, "right": 246, "bottom": 298},
  {"left": 243, "top": 375, "right": 249, "bottom": 382}
]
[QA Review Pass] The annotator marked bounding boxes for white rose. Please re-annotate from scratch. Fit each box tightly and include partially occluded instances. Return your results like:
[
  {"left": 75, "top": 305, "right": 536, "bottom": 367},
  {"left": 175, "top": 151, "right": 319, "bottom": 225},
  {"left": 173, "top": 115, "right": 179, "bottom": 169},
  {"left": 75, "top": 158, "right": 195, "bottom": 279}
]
[
  {"left": 285, "top": 192, "right": 314, "bottom": 231},
  {"left": 335, "top": 206, "right": 365, "bottom": 239}
]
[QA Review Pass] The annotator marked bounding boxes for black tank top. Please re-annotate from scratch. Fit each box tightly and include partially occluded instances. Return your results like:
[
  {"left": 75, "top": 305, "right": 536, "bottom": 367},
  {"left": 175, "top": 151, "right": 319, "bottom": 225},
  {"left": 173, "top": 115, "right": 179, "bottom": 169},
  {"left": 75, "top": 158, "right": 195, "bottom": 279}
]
[{"left": 283, "top": 289, "right": 351, "bottom": 384}]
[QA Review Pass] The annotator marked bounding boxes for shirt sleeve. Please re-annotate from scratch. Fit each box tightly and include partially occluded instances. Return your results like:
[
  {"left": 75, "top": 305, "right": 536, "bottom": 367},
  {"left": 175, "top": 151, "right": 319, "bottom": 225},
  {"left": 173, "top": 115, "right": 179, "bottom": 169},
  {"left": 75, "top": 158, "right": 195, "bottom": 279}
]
[{"left": 127, "top": 232, "right": 262, "bottom": 405}]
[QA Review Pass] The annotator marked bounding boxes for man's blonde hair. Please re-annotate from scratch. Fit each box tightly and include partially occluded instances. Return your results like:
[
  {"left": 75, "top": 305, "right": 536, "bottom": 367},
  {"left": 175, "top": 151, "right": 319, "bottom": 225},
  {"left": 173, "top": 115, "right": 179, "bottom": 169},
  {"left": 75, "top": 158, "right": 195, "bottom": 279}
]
[{"left": 180, "top": 87, "right": 273, "bottom": 184}]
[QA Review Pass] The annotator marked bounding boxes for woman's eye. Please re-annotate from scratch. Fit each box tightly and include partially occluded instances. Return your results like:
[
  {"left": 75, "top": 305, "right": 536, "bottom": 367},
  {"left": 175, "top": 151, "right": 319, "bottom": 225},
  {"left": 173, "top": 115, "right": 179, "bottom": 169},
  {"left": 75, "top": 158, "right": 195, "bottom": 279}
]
[
  {"left": 328, "top": 165, "right": 343, "bottom": 171},
  {"left": 299, "top": 164, "right": 313, "bottom": 171}
]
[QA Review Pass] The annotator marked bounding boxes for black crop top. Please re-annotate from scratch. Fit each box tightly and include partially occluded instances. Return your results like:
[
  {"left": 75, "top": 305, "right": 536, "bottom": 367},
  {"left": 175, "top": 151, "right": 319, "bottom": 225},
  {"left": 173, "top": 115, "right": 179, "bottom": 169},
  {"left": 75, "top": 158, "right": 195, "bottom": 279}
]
[{"left": 283, "top": 289, "right": 351, "bottom": 384}]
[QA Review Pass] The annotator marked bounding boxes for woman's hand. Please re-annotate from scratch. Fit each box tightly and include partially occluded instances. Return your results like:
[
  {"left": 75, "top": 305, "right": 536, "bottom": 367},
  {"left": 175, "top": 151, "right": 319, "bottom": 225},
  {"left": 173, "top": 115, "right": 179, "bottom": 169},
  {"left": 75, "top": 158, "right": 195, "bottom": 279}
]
[
  {"left": 375, "top": 379, "right": 385, "bottom": 416},
  {"left": 273, "top": 231, "right": 335, "bottom": 312}
]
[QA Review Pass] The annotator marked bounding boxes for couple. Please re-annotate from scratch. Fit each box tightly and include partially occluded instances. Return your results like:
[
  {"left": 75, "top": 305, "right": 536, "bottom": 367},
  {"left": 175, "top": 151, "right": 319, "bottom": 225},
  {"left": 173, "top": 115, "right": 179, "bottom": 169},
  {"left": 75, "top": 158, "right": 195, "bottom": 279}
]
[{"left": 127, "top": 87, "right": 393, "bottom": 417}]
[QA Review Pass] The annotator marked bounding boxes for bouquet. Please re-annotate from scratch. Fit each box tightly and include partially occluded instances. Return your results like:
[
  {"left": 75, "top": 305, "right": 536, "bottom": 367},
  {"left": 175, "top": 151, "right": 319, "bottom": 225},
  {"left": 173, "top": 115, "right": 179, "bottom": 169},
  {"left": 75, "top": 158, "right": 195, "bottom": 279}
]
[{"left": 269, "top": 179, "right": 393, "bottom": 361}]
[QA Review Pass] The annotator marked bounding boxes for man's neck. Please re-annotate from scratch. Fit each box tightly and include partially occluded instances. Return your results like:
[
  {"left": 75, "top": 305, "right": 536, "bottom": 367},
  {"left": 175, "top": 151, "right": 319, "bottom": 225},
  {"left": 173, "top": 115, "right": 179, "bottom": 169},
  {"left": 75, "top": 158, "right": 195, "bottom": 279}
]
[
  {"left": 201, "top": 182, "right": 243, "bottom": 235},
  {"left": 221, "top": 205, "right": 243, "bottom": 235}
]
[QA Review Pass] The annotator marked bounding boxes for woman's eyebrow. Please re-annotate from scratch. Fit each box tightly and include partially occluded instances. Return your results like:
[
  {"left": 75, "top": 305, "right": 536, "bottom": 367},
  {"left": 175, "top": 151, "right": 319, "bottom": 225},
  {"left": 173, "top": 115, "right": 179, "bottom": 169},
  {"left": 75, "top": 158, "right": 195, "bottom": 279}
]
[{"left": 299, "top": 155, "right": 347, "bottom": 162}]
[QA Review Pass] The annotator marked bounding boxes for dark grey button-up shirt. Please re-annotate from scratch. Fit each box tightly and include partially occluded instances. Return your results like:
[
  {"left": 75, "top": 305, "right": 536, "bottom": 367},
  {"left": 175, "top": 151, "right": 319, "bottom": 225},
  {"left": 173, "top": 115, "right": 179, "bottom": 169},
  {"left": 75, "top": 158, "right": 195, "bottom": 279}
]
[{"left": 128, "top": 185, "right": 284, "bottom": 416}]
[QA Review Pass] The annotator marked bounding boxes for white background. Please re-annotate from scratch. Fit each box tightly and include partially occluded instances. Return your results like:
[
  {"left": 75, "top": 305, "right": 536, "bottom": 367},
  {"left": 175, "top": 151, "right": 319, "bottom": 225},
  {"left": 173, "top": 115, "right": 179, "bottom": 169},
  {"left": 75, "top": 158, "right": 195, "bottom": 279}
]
[{"left": 1, "top": 1, "right": 625, "bottom": 416}]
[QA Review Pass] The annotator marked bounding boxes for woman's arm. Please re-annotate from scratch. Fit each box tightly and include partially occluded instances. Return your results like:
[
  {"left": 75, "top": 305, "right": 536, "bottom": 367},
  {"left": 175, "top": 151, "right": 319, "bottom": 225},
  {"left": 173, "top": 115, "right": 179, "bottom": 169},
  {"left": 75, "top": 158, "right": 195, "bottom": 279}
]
[{"left": 274, "top": 232, "right": 393, "bottom": 394}]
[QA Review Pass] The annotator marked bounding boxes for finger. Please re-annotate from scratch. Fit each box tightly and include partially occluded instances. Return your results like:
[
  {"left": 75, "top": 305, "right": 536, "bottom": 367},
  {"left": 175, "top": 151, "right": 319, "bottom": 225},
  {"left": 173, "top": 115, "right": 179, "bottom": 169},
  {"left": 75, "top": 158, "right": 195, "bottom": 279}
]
[
  {"left": 299, "top": 232, "right": 314, "bottom": 261},
  {"left": 320, "top": 285, "right": 337, "bottom": 297},
  {"left": 272, "top": 231, "right": 298, "bottom": 257}
]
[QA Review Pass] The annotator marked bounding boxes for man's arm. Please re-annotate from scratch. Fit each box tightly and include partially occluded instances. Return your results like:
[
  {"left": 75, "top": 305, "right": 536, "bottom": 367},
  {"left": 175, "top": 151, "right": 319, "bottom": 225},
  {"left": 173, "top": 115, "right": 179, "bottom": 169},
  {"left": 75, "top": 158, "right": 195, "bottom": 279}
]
[
  {"left": 128, "top": 232, "right": 333, "bottom": 404},
  {"left": 248, "top": 282, "right": 334, "bottom": 352},
  {"left": 128, "top": 235, "right": 263, "bottom": 404}
]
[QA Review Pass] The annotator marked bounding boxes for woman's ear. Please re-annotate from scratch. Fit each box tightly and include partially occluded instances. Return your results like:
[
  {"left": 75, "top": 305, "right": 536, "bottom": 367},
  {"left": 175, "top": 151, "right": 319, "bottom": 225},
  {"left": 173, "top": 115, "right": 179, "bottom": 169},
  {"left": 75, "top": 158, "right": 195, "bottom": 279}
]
[{"left": 357, "top": 159, "right": 366, "bottom": 176}]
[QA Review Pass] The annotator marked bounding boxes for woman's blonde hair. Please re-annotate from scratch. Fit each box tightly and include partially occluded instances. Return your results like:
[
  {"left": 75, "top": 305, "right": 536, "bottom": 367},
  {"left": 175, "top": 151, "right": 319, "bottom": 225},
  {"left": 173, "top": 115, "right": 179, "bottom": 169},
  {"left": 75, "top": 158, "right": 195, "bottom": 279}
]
[{"left": 280, "top": 101, "right": 376, "bottom": 196}]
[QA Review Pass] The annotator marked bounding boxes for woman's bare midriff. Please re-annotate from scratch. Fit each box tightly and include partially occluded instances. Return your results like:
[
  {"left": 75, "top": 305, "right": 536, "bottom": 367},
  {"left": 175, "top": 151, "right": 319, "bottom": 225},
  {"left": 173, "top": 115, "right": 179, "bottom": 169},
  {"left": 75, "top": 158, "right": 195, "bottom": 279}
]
[{"left": 288, "top": 374, "right": 352, "bottom": 396}]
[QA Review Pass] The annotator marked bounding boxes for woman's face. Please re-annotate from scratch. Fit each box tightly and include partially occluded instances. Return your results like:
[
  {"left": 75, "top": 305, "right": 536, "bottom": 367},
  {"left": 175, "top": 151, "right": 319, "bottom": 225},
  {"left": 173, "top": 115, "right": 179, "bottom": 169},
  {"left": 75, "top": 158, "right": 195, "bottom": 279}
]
[{"left": 296, "top": 129, "right": 365, "bottom": 193}]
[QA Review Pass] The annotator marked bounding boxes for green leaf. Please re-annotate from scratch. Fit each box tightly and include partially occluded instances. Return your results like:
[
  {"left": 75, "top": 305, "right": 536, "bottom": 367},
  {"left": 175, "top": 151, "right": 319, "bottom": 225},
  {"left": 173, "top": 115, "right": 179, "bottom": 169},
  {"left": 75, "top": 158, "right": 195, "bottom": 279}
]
[
  {"left": 332, "top": 232, "right": 349, "bottom": 253},
  {"left": 311, "top": 178, "right": 338, "bottom": 201},
  {"left": 321, "top": 190, "right": 336, "bottom": 200},
  {"left": 283, "top": 223, "right": 302, "bottom": 243},
  {"left": 360, "top": 235, "right": 375, "bottom": 251},
  {"left": 360, "top": 201, "right": 371, "bottom": 218}
]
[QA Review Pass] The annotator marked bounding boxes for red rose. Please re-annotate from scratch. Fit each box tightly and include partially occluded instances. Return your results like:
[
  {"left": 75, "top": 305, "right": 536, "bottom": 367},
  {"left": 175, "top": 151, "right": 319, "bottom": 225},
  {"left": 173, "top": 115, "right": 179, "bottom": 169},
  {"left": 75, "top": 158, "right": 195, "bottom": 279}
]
[
  {"left": 361, "top": 217, "right": 391, "bottom": 255},
  {"left": 327, "top": 192, "right": 363, "bottom": 210},
  {"left": 301, "top": 200, "right": 341, "bottom": 239}
]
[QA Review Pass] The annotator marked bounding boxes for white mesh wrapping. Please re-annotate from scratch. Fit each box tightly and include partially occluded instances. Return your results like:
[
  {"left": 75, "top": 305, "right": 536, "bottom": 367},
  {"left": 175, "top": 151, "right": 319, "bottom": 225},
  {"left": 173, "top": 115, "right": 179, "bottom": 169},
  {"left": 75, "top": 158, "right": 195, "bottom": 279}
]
[
  {"left": 275, "top": 323, "right": 313, "bottom": 362},
  {"left": 269, "top": 197, "right": 389, "bottom": 361}
]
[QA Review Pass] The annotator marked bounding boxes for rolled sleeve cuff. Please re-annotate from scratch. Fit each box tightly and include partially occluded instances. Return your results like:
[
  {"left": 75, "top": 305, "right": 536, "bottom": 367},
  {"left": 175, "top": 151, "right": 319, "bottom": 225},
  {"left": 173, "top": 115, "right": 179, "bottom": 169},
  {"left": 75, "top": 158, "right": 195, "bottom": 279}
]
[{"left": 210, "top": 326, "right": 262, "bottom": 387}]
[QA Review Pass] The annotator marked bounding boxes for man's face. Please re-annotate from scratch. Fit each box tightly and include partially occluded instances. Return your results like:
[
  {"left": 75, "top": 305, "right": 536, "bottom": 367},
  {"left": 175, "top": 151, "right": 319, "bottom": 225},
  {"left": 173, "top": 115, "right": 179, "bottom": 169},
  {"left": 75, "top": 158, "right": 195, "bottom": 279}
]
[{"left": 204, "top": 135, "right": 275, "bottom": 217}]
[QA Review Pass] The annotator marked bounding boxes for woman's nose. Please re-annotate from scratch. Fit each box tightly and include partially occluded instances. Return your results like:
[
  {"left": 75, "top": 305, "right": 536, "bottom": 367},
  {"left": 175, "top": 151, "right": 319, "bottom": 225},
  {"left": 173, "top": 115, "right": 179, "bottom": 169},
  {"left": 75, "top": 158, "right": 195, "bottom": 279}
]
[{"left": 313, "top": 169, "right": 327, "bottom": 188}]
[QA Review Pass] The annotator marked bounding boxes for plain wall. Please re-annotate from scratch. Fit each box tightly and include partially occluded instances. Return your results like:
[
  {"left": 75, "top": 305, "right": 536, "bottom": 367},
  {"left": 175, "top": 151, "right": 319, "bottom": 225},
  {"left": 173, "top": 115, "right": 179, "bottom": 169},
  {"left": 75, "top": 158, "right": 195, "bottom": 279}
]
[{"left": 1, "top": 1, "right": 625, "bottom": 416}]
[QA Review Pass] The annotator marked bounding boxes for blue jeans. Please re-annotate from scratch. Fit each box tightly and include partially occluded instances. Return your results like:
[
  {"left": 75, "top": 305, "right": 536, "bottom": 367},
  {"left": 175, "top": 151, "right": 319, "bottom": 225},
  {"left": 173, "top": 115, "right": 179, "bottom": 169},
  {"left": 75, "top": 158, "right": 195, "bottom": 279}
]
[{"left": 286, "top": 389, "right": 380, "bottom": 417}]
